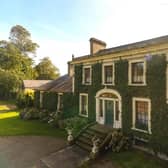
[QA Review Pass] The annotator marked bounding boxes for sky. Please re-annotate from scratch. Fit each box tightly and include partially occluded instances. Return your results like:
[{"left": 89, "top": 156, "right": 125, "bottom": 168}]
[{"left": 1, "top": 0, "right": 168, "bottom": 75}]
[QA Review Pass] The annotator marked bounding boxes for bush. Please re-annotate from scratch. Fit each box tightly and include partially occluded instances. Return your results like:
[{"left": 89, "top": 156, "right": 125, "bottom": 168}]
[
  {"left": 48, "top": 111, "right": 63, "bottom": 127},
  {"left": 38, "top": 109, "right": 51, "bottom": 122},
  {"left": 64, "top": 116, "right": 89, "bottom": 136},
  {"left": 20, "top": 107, "right": 39, "bottom": 120},
  {"left": 16, "top": 91, "right": 34, "bottom": 108},
  {"left": 108, "top": 129, "right": 132, "bottom": 152}
]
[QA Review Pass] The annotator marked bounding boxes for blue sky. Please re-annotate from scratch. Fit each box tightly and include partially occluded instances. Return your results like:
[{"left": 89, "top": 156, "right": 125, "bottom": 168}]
[{"left": 1, "top": 0, "right": 168, "bottom": 74}]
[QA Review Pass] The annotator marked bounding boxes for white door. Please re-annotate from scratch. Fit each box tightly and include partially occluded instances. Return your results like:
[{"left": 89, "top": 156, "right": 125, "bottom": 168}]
[{"left": 96, "top": 98, "right": 122, "bottom": 128}]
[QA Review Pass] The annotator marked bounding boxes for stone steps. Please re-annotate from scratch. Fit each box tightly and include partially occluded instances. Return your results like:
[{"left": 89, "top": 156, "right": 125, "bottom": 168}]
[{"left": 75, "top": 124, "right": 110, "bottom": 153}]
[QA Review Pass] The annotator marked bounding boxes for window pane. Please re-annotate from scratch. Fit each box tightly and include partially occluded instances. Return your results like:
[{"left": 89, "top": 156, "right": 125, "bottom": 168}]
[
  {"left": 58, "top": 95, "right": 63, "bottom": 111},
  {"left": 132, "top": 62, "right": 144, "bottom": 84},
  {"left": 135, "top": 101, "right": 148, "bottom": 130},
  {"left": 84, "top": 68, "right": 91, "bottom": 84},
  {"left": 104, "top": 65, "right": 113, "bottom": 84},
  {"left": 115, "top": 101, "right": 119, "bottom": 121},
  {"left": 81, "top": 95, "right": 87, "bottom": 115},
  {"left": 99, "top": 99, "right": 103, "bottom": 117}
]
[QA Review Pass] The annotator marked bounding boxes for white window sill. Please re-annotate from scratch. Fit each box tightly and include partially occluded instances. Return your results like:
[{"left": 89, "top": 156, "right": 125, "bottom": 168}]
[
  {"left": 131, "top": 127, "right": 152, "bottom": 134},
  {"left": 82, "top": 83, "right": 92, "bottom": 85},
  {"left": 128, "top": 83, "right": 147, "bottom": 86},
  {"left": 102, "top": 83, "right": 115, "bottom": 86},
  {"left": 79, "top": 113, "right": 88, "bottom": 118}
]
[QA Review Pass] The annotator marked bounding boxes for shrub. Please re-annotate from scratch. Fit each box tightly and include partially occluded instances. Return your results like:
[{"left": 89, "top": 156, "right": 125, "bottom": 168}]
[
  {"left": 16, "top": 91, "right": 34, "bottom": 108},
  {"left": 48, "top": 111, "right": 63, "bottom": 127},
  {"left": 64, "top": 116, "right": 89, "bottom": 136},
  {"left": 20, "top": 107, "right": 39, "bottom": 120},
  {"left": 38, "top": 109, "right": 51, "bottom": 122},
  {"left": 108, "top": 129, "right": 132, "bottom": 152}
]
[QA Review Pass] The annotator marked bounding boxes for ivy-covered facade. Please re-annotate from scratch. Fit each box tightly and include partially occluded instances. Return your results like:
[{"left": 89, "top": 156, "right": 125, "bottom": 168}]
[
  {"left": 34, "top": 36, "right": 168, "bottom": 155},
  {"left": 69, "top": 37, "right": 168, "bottom": 155}
]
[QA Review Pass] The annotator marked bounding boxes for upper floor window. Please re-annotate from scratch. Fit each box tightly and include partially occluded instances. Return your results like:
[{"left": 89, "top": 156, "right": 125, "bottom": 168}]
[
  {"left": 132, "top": 97, "right": 151, "bottom": 134},
  {"left": 102, "top": 63, "right": 115, "bottom": 85},
  {"left": 129, "top": 60, "right": 146, "bottom": 85},
  {"left": 79, "top": 93, "right": 88, "bottom": 117},
  {"left": 83, "top": 66, "right": 91, "bottom": 85}
]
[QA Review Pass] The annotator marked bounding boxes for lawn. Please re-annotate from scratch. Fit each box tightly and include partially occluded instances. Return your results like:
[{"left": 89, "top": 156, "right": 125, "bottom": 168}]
[
  {"left": 108, "top": 149, "right": 168, "bottom": 168},
  {"left": 0, "top": 101, "right": 66, "bottom": 138},
  {"left": 82, "top": 149, "right": 168, "bottom": 168}
]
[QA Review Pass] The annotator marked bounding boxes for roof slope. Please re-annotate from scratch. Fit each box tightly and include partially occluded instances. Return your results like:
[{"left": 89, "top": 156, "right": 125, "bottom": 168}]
[
  {"left": 72, "top": 35, "right": 168, "bottom": 62},
  {"left": 36, "top": 74, "right": 72, "bottom": 93},
  {"left": 23, "top": 80, "right": 52, "bottom": 89}
]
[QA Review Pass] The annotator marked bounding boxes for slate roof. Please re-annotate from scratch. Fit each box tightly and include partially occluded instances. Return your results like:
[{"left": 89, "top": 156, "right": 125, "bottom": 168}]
[
  {"left": 23, "top": 80, "right": 52, "bottom": 89},
  {"left": 49, "top": 75, "right": 72, "bottom": 93},
  {"left": 36, "top": 74, "right": 72, "bottom": 93},
  {"left": 72, "top": 35, "right": 168, "bottom": 62}
]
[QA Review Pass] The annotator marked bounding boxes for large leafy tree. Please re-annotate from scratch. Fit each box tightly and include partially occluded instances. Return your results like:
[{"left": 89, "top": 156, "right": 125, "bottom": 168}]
[
  {"left": 0, "top": 25, "right": 39, "bottom": 98},
  {"left": 35, "top": 57, "right": 60, "bottom": 80},
  {"left": 9, "top": 25, "right": 39, "bottom": 55}
]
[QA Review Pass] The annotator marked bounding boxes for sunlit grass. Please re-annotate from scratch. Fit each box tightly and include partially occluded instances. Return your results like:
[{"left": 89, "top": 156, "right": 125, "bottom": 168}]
[
  {"left": 0, "top": 111, "right": 19, "bottom": 119},
  {"left": 0, "top": 101, "right": 66, "bottom": 138}
]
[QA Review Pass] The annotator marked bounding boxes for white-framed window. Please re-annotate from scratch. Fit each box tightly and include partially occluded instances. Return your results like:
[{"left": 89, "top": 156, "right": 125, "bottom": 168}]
[
  {"left": 132, "top": 97, "right": 151, "bottom": 134},
  {"left": 57, "top": 93, "right": 63, "bottom": 112},
  {"left": 129, "top": 60, "right": 146, "bottom": 86},
  {"left": 39, "top": 91, "right": 43, "bottom": 108},
  {"left": 82, "top": 66, "right": 92, "bottom": 85},
  {"left": 79, "top": 93, "right": 88, "bottom": 117},
  {"left": 102, "top": 63, "right": 115, "bottom": 85}
]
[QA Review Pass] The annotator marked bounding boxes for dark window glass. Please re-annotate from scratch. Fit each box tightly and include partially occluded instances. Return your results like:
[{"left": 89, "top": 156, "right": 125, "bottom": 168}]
[
  {"left": 115, "top": 101, "right": 119, "bottom": 121},
  {"left": 58, "top": 94, "right": 63, "bottom": 111},
  {"left": 135, "top": 101, "right": 148, "bottom": 130},
  {"left": 81, "top": 95, "right": 87, "bottom": 115},
  {"left": 84, "top": 68, "right": 91, "bottom": 84},
  {"left": 99, "top": 99, "right": 103, "bottom": 117},
  {"left": 131, "top": 62, "right": 144, "bottom": 84},
  {"left": 104, "top": 65, "right": 113, "bottom": 84}
]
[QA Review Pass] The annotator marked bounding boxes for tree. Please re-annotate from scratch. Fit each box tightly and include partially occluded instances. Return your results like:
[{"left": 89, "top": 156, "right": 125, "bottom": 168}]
[
  {"left": 0, "top": 25, "right": 39, "bottom": 99},
  {"left": 0, "top": 69, "right": 21, "bottom": 99},
  {"left": 35, "top": 57, "right": 60, "bottom": 80},
  {"left": 9, "top": 25, "right": 39, "bottom": 55}
]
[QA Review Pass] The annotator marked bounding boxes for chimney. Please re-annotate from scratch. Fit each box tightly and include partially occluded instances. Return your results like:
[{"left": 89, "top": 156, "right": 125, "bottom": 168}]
[{"left": 90, "top": 38, "right": 106, "bottom": 55}]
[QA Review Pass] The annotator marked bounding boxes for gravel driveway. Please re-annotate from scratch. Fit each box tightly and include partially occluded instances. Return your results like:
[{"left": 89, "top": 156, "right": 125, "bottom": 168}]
[{"left": 0, "top": 136, "right": 66, "bottom": 168}]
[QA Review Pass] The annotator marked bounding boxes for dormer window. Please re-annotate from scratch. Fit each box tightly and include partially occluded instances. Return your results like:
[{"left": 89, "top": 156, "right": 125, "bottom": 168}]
[
  {"left": 129, "top": 60, "right": 146, "bottom": 85},
  {"left": 102, "top": 63, "right": 115, "bottom": 85},
  {"left": 83, "top": 66, "right": 91, "bottom": 85}
]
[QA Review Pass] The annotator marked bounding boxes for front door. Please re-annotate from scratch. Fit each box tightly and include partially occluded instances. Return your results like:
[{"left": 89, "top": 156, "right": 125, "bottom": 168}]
[{"left": 105, "top": 100, "right": 114, "bottom": 125}]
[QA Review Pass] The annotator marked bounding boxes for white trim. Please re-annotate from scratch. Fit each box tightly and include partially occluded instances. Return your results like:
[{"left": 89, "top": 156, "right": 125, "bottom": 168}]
[
  {"left": 102, "top": 62, "right": 115, "bottom": 85},
  {"left": 57, "top": 93, "right": 63, "bottom": 111},
  {"left": 128, "top": 59, "right": 147, "bottom": 86},
  {"left": 132, "top": 97, "right": 152, "bottom": 134},
  {"left": 95, "top": 89, "right": 122, "bottom": 128},
  {"left": 82, "top": 65, "right": 92, "bottom": 85},
  {"left": 79, "top": 93, "right": 88, "bottom": 117}
]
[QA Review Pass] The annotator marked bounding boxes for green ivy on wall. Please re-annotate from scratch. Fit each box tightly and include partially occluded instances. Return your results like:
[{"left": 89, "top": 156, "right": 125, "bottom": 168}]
[
  {"left": 74, "top": 54, "right": 168, "bottom": 155},
  {"left": 42, "top": 92, "right": 58, "bottom": 111}
]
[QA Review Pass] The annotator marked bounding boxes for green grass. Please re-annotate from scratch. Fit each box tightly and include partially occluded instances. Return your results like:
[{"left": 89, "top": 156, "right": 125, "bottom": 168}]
[
  {"left": 0, "top": 111, "right": 66, "bottom": 137},
  {"left": 108, "top": 149, "right": 168, "bottom": 168},
  {"left": 0, "top": 101, "right": 66, "bottom": 138}
]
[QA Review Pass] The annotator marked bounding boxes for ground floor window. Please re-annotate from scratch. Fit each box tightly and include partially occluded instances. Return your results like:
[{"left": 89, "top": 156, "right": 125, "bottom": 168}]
[
  {"left": 57, "top": 93, "right": 63, "bottom": 111},
  {"left": 79, "top": 93, "right": 88, "bottom": 117},
  {"left": 132, "top": 97, "right": 151, "bottom": 133}
]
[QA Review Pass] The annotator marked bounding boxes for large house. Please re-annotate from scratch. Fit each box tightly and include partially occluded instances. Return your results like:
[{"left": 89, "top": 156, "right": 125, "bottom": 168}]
[{"left": 35, "top": 35, "right": 168, "bottom": 155}]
